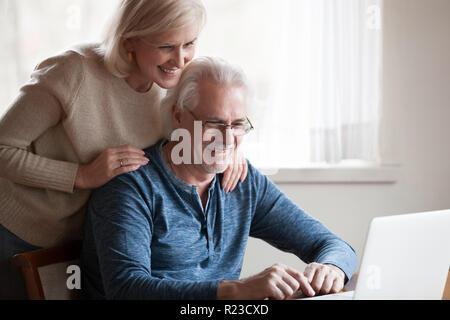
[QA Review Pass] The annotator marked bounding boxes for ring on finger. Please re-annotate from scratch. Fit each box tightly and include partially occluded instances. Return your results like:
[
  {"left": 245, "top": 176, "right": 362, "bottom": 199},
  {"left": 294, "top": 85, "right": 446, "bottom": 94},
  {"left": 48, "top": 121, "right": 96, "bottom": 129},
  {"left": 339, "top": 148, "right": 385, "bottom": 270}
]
[{"left": 120, "top": 159, "right": 125, "bottom": 167}]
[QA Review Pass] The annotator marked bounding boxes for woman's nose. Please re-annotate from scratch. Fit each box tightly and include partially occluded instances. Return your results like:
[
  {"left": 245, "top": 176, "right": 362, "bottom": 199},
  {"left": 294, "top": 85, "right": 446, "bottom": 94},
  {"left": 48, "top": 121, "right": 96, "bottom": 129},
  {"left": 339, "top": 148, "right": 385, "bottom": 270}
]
[{"left": 173, "top": 47, "right": 188, "bottom": 68}]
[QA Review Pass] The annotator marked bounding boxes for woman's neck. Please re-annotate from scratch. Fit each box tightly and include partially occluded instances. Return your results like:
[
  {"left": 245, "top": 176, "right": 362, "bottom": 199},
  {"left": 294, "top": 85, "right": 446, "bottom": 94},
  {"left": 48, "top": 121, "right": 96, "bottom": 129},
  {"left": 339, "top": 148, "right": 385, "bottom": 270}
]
[{"left": 125, "top": 70, "right": 153, "bottom": 93}]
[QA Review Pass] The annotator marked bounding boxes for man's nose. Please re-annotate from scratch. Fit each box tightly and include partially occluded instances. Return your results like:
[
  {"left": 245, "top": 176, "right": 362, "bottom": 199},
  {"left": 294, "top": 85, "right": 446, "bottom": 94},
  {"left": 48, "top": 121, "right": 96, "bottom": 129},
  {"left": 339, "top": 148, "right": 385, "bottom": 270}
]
[{"left": 224, "top": 126, "right": 235, "bottom": 146}]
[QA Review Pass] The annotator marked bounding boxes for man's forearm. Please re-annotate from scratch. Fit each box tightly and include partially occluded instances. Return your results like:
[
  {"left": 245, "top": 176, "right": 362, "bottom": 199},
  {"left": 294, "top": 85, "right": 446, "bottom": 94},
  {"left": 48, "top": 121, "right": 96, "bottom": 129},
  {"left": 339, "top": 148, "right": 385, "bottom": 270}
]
[
  {"left": 312, "top": 238, "right": 358, "bottom": 283},
  {"left": 104, "top": 274, "right": 221, "bottom": 300}
]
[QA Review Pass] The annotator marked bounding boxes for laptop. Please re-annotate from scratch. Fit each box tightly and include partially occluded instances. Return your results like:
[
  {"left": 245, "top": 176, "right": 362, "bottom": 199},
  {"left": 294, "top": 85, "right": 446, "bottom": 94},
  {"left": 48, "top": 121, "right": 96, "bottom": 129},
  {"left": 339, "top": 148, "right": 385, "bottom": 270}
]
[{"left": 301, "top": 209, "right": 450, "bottom": 300}]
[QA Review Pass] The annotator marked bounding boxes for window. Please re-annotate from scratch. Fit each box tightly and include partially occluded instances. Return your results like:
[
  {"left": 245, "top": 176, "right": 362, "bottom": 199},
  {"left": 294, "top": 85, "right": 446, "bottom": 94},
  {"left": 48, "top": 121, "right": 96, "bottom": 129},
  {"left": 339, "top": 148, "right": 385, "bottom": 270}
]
[
  {"left": 0, "top": 0, "right": 118, "bottom": 116},
  {"left": 199, "top": 0, "right": 383, "bottom": 169},
  {"left": 1, "top": 0, "right": 383, "bottom": 170}
]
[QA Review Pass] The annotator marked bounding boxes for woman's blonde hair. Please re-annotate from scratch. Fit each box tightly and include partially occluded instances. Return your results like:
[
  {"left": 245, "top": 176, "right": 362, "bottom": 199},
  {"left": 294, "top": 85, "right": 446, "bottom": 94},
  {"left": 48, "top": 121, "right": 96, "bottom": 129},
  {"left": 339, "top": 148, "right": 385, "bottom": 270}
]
[{"left": 99, "top": 0, "right": 207, "bottom": 78}]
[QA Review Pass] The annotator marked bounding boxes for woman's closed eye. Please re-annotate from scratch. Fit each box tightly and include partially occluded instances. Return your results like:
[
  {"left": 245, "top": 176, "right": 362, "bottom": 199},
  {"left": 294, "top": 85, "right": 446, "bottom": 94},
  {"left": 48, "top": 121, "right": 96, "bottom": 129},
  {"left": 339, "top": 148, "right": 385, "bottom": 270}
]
[
  {"left": 159, "top": 40, "right": 196, "bottom": 51},
  {"left": 184, "top": 40, "right": 196, "bottom": 48},
  {"left": 159, "top": 45, "right": 174, "bottom": 51}
]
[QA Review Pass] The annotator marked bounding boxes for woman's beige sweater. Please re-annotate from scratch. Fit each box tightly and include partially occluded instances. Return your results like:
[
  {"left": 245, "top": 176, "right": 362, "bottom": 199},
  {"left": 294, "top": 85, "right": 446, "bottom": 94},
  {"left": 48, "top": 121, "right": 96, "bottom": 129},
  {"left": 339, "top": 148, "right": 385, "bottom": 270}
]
[{"left": 0, "top": 43, "right": 165, "bottom": 247}]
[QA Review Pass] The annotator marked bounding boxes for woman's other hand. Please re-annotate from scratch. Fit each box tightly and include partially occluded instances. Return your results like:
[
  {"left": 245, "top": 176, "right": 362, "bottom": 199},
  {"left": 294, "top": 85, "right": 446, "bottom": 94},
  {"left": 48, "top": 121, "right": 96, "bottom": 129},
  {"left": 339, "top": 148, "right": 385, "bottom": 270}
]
[
  {"left": 75, "top": 145, "right": 149, "bottom": 190},
  {"left": 222, "top": 149, "right": 248, "bottom": 193}
]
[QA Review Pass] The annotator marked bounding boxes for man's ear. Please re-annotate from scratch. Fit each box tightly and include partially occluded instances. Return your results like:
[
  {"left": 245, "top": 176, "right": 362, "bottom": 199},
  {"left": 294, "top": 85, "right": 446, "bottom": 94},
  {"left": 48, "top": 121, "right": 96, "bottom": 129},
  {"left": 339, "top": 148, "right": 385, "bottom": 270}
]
[{"left": 172, "top": 105, "right": 183, "bottom": 128}]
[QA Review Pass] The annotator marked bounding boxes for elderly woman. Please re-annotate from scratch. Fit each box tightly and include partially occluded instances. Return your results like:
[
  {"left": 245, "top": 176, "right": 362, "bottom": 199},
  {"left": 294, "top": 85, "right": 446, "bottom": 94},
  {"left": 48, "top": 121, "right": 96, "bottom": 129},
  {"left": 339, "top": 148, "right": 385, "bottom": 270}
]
[{"left": 0, "top": 0, "right": 247, "bottom": 299}]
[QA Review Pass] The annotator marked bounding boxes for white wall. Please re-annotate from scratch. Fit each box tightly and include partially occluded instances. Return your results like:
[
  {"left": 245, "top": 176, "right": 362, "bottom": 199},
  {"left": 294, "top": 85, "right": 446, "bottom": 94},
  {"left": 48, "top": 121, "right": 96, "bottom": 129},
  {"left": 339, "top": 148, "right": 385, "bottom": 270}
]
[{"left": 241, "top": 0, "right": 450, "bottom": 277}]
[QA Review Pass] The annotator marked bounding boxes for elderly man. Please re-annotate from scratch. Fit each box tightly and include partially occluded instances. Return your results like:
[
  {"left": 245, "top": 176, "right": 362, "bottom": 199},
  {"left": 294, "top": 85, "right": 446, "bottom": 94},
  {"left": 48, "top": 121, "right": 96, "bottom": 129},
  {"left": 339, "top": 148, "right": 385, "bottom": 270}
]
[{"left": 81, "top": 57, "right": 357, "bottom": 300}]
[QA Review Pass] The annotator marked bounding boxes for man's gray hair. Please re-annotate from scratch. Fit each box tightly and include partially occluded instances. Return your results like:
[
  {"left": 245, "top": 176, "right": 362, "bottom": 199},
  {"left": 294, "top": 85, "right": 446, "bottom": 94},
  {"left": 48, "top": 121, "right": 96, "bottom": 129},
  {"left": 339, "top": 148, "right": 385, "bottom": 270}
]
[{"left": 160, "top": 56, "right": 251, "bottom": 139}]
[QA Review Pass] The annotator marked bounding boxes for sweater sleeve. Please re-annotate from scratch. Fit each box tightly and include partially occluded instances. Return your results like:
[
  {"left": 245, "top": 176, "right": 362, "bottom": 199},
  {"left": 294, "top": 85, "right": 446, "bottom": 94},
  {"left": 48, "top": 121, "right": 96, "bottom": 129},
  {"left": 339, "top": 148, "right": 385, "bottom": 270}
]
[
  {"left": 0, "top": 51, "right": 84, "bottom": 193},
  {"left": 248, "top": 163, "right": 358, "bottom": 282},
  {"left": 86, "top": 173, "right": 220, "bottom": 300}
]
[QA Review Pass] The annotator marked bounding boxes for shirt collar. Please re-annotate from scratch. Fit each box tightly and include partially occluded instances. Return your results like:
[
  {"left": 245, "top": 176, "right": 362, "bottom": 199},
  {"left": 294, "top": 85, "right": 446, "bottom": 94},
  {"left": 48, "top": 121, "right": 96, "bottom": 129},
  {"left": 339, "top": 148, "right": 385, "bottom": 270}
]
[{"left": 156, "top": 140, "right": 217, "bottom": 195}]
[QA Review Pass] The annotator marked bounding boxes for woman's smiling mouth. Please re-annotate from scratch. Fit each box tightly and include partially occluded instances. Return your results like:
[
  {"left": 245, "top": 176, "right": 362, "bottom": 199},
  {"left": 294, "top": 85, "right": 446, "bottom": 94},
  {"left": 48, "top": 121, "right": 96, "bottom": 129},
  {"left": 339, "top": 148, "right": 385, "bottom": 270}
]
[{"left": 159, "top": 66, "right": 180, "bottom": 75}]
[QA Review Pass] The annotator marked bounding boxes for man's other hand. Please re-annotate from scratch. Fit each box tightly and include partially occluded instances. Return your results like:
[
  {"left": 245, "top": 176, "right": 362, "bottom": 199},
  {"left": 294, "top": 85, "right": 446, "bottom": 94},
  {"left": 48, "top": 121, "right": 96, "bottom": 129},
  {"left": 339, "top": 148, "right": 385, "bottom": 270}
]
[
  {"left": 303, "top": 262, "right": 346, "bottom": 296},
  {"left": 217, "top": 263, "right": 315, "bottom": 300}
]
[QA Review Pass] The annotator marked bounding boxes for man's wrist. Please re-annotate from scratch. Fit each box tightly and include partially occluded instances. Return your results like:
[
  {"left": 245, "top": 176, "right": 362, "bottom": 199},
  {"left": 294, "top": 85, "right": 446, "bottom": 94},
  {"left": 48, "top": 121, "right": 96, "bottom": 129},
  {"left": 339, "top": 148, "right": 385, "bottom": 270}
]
[{"left": 217, "top": 280, "right": 241, "bottom": 300}]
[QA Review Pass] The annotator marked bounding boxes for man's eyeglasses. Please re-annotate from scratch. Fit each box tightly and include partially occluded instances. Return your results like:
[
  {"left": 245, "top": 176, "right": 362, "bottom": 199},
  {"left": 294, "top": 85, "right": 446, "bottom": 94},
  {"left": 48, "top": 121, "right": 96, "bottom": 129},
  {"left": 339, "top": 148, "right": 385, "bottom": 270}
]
[{"left": 187, "top": 109, "right": 254, "bottom": 137}]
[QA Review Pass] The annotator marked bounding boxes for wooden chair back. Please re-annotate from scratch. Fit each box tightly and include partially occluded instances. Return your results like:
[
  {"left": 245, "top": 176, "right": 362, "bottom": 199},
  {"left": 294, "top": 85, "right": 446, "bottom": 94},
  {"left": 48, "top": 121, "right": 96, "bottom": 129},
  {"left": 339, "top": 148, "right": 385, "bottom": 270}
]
[{"left": 12, "top": 241, "right": 83, "bottom": 300}]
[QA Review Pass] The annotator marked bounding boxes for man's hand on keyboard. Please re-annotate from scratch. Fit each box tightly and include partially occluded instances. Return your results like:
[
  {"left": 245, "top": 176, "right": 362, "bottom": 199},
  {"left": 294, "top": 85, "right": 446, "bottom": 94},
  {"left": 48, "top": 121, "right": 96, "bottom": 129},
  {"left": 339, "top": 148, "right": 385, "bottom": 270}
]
[
  {"left": 218, "top": 263, "right": 316, "bottom": 300},
  {"left": 303, "top": 263, "right": 346, "bottom": 296}
]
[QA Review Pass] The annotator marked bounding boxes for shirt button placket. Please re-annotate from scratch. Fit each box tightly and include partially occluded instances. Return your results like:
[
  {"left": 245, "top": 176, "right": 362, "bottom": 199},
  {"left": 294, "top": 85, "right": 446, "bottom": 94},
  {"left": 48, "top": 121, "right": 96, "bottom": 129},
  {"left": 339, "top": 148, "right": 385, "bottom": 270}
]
[
  {"left": 208, "top": 236, "right": 214, "bottom": 256},
  {"left": 204, "top": 223, "right": 214, "bottom": 255},
  {"left": 203, "top": 220, "right": 210, "bottom": 246}
]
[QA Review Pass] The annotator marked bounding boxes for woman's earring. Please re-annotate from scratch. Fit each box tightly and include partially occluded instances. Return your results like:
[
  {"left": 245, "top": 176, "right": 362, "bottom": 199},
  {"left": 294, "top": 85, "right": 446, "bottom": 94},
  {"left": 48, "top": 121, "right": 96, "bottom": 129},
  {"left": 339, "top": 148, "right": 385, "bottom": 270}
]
[{"left": 128, "top": 52, "right": 133, "bottom": 62}]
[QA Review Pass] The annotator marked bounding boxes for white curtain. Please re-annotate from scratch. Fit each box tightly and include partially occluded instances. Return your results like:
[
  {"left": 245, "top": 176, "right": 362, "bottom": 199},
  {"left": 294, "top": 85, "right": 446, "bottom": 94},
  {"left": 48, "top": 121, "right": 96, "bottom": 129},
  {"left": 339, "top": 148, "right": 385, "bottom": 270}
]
[
  {"left": 200, "top": 0, "right": 383, "bottom": 168},
  {"left": 0, "top": 0, "right": 119, "bottom": 117}
]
